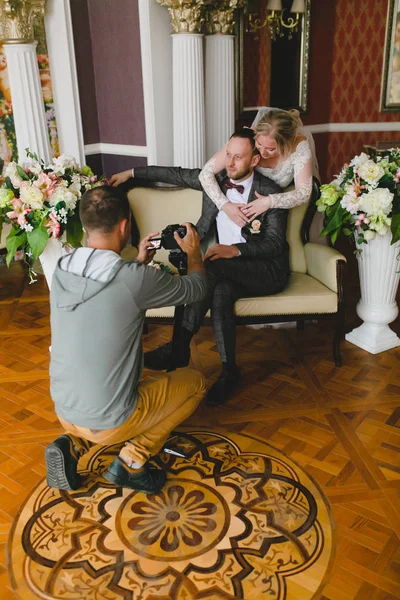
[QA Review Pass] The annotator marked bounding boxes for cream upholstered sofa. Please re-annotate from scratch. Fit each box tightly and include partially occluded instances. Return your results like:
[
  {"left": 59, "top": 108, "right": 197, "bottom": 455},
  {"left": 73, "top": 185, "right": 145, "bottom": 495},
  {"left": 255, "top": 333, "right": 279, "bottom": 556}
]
[
  {"left": 0, "top": 223, "right": 11, "bottom": 253},
  {"left": 125, "top": 181, "right": 347, "bottom": 366}
]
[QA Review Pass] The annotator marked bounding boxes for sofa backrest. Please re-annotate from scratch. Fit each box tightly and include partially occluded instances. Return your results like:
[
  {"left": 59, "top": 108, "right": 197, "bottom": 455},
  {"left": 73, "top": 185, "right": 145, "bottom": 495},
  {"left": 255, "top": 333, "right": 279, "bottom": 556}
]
[{"left": 128, "top": 185, "right": 308, "bottom": 273}]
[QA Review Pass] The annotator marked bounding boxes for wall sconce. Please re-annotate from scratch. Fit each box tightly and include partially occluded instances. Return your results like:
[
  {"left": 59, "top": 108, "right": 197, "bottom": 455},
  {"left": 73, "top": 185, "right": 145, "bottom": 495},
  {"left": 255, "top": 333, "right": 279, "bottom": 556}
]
[{"left": 246, "top": 0, "right": 305, "bottom": 41}]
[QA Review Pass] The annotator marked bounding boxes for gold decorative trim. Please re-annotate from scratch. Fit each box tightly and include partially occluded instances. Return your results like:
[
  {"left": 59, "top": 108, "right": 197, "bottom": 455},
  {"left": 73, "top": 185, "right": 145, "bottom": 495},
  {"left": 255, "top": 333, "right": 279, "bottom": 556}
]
[
  {"left": 0, "top": 0, "right": 45, "bottom": 44},
  {"left": 206, "top": 0, "right": 247, "bottom": 35},
  {"left": 381, "top": 0, "right": 399, "bottom": 112},
  {"left": 156, "top": 0, "right": 212, "bottom": 34},
  {"left": 299, "top": 0, "right": 311, "bottom": 112},
  {"left": 237, "top": 0, "right": 311, "bottom": 116}
]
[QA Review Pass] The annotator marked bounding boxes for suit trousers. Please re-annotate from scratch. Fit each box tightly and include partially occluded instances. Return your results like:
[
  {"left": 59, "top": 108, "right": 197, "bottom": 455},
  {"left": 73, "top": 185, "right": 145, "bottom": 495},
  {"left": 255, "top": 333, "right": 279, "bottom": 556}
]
[
  {"left": 182, "top": 257, "right": 288, "bottom": 365},
  {"left": 58, "top": 368, "right": 205, "bottom": 465}
]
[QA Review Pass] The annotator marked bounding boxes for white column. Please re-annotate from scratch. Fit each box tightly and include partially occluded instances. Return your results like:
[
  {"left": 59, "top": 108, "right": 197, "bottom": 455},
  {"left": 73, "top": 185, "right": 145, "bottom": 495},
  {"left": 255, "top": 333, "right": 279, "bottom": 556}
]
[
  {"left": 44, "top": 0, "right": 85, "bottom": 164},
  {"left": 205, "top": 34, "right": 235, "bottom": 157},
  {"left": 172, "top": 33, "right": 205, "bottom": 168},
  {"left": 3, "top": 43, "right": 50, "bottom": 164}
]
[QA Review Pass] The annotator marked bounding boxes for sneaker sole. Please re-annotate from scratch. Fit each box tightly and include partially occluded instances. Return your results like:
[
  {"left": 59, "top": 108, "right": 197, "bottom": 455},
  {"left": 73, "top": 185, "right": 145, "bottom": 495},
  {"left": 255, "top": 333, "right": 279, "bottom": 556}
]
[
  {"left": 45, "top": 445, "right": 80, "bottom": 491},
  {"left": 103, "top": 468, "right": 165, "bottom": 494}
]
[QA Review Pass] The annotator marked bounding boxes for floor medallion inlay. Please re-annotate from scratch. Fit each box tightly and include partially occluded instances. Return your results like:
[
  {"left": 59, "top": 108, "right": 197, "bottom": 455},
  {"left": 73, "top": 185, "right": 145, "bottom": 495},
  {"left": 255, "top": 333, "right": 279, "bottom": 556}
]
[{"left": 8, "top": 430, "right": 334, "bottom": 599}]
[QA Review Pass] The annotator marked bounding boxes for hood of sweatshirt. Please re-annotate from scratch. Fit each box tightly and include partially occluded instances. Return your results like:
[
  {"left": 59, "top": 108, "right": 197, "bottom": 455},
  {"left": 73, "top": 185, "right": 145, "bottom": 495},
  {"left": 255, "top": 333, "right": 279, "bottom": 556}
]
[{"left": 52, "top": 248, "right": 126, "bottom": 311}]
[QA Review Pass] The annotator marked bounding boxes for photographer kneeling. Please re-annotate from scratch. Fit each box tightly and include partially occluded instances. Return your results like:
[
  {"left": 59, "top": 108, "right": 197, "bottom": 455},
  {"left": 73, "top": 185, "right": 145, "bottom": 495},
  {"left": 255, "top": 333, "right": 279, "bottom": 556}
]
[{"left": 45, "top": 185, "right": 206, "bottom": 494}]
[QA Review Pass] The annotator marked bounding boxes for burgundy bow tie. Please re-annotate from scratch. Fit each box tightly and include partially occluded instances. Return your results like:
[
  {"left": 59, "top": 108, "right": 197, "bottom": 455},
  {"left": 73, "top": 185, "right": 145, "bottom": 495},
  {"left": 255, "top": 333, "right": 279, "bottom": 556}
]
[{"left": 225, "top": 180, "right": 245, "bottom": 194}]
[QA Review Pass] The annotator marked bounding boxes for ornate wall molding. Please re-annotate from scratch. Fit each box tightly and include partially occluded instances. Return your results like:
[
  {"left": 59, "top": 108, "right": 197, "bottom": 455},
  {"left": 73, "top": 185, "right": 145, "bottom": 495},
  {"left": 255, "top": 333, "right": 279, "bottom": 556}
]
[
  {"left": 206, "top": 0, "right": 247, "bottom": 35},
  {"left": 0, "top": 0, "right": 46, "bottom": 44},
  {"left": 156, "top": 0, "right": 213, "bottom": 34}
]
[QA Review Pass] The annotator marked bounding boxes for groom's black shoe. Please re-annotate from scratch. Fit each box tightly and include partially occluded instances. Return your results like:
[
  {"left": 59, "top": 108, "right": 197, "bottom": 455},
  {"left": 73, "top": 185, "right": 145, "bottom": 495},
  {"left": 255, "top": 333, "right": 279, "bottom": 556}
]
[
  {"left": 104, "top": 457, "right": 166, "bottom": 493},
  {"left": 206, "top": 364, "right": 241, "bottom": 406},
  {"left": 45, "top": 434, "right": 90, "bottom": 490},
  {"left": 144, "top": 340, "right": 190, "bottom": 371}
]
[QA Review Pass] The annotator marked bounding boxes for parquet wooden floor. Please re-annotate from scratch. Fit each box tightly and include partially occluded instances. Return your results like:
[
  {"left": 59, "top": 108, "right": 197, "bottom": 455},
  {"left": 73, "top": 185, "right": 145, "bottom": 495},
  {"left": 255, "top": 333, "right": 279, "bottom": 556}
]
[{"left": 0, "top": 260, "right": 400, "bottom": 599}]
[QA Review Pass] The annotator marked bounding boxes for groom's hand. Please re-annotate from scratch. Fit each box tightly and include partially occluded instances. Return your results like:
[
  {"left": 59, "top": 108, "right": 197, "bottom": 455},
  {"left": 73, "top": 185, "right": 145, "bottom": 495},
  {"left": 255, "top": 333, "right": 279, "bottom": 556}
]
[
  {"left": 221, "top": 202, "right": 249, "bottom": 227},
  {"left": 204, "top": 244, "right": 239, "bottom": 261}
]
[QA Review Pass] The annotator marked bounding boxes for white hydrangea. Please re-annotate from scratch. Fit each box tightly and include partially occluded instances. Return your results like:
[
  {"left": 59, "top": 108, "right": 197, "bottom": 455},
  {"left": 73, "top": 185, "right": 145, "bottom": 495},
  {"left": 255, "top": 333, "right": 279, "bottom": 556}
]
[
  {"left": 340, "top": 185, "right": 362, "bottom": 214},
  {"left": 369, "top": 214, "right": 392, "bottom": 236},
  {"left": 359, "top": 187, "right": 393, "bottom": 216},
  {"left": 48, "top": 184, "right": 77, "bottom": 211},
  {"left": 0, "top": 188, "right": 14, "bottom": 208},
  {"left": 364, "top": 230, "right": 376, "bottom": 241}
]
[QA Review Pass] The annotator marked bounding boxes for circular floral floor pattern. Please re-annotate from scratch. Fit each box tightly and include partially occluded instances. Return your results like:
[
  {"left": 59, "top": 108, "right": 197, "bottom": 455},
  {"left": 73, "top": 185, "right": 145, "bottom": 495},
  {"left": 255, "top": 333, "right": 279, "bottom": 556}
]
[{"left": 8, "top": 429, "right": 334, "bottom": 600}]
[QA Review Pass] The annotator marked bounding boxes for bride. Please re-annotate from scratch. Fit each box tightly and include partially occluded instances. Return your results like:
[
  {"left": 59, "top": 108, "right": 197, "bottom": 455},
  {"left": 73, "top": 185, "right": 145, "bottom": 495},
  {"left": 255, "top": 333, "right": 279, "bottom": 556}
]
[
  {"left": 109, "top": 107, "right": 320, "bottom": 230},
  {"left": 199, "top": 107, "right": 320, "bottom": 228}
]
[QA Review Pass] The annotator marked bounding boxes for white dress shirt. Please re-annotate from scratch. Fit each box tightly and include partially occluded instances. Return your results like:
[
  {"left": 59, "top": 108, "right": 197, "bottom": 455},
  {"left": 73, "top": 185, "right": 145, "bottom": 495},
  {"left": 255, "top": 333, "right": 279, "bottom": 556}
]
[{"left": 216, "top": 173, "right": 254, "bottom": 245}]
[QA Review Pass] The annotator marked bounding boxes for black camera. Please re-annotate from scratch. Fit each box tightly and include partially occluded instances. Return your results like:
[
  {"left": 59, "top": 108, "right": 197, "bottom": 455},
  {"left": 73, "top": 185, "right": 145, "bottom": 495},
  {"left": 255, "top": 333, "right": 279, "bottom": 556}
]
[
  {"left": 161, "top": 224, "right": 187, "bottom": 250},
  {"left": 150, "top": 224, "right": 187, "bottom": 251}
]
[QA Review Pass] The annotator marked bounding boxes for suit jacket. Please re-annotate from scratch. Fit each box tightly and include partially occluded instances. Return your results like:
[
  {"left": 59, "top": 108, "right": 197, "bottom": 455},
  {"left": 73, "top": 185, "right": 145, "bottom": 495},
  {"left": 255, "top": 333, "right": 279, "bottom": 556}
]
[{"left": 133, "top": 166, "right": 290, "bottom": 272}]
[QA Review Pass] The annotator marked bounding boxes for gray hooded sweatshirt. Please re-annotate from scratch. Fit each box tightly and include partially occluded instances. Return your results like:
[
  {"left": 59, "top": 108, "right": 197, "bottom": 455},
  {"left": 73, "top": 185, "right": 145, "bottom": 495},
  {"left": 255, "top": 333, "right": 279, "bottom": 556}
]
[{"left": 50, "top": 248, "right": 206, "bottom": 430}]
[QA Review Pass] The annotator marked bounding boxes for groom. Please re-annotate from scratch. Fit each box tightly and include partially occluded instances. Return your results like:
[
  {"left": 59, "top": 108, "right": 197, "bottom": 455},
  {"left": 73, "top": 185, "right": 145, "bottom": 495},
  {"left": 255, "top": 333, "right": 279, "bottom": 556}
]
[{"left": 129, "top": 129, "right": 290, "bottom": 405}]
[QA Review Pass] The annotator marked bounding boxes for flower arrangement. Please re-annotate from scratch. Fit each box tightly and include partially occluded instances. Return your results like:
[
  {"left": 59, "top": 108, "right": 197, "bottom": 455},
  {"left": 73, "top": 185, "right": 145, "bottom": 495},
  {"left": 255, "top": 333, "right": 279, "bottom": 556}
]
[
  {"left": 0, "top": 150, "right": 104, "bottom": 279},
  {"left": 149, "top": 259, "right": 173, "bottom": 274},
  {"left": 37, "top": 54, "right": 50, "bottom": 70},
  {"left": 317, "top": 150, "right": 400, "bottom": 248}
]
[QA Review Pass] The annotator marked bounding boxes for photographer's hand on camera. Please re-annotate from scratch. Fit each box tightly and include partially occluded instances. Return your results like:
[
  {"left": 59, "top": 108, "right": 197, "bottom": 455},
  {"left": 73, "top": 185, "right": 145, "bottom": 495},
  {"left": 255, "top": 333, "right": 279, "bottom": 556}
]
[
  {"left": 137, "top": 231, "right": 160, "bottom": 265},
  {"left": 174, "top": 223, "right": 205, "bottom": 277}
]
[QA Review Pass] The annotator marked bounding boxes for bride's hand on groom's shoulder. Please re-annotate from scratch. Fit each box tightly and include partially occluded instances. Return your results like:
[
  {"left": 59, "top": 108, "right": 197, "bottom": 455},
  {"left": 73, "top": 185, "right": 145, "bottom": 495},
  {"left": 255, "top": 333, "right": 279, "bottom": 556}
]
[
  {"left": 221, "top": 202, "right": 249, "bottom": 227},
  {"left": 109, "top": 169, "right": 132, "bottom": 187},
  {"left": 242, "top": 193, "right": 272, "bottom": 219}
]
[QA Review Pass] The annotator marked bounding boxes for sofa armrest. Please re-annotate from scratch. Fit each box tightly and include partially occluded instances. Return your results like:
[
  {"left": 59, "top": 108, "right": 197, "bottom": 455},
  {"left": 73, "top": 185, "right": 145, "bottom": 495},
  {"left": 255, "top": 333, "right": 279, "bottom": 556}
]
[{"left": 304, "top": 242, "right": 346, "bottom": 292}]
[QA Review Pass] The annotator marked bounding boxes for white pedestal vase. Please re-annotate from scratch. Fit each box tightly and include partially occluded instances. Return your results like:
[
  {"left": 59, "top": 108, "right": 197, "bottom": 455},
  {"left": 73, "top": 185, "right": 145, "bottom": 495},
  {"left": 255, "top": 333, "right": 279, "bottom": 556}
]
[
  {"left": 39, "top": 238, "right": 71, "bottom": 291},
  {"left": 345, "top": 231, "right": 400, "bottom": 354}
]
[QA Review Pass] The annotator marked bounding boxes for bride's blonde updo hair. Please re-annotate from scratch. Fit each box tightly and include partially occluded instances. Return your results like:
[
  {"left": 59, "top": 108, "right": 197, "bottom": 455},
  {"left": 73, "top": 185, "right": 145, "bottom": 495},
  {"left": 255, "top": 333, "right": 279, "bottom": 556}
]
[{"left": 253, "top": 109, "right": 301, "bottom": 156}]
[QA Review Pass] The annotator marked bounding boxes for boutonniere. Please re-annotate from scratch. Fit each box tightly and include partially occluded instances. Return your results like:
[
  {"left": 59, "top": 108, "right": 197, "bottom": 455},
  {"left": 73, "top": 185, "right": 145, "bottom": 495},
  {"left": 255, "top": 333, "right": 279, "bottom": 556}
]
[{"left": 249, "top": 219, "right": 261, "bottom": 234}]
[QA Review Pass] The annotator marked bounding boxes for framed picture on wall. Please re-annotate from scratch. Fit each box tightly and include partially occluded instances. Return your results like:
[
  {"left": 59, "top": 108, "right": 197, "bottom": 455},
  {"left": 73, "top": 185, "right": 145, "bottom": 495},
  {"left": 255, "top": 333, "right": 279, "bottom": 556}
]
[{"left": 381, "top": 0, "right": 400, "bottom": 110}]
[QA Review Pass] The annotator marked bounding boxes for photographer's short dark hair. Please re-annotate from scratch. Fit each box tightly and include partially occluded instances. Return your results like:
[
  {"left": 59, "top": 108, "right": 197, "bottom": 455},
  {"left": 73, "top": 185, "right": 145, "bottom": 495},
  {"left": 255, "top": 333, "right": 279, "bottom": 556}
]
[
  {"left": 230, "top": 128, "right": 259, "bottom": 155},
  {"left": 80, "top": 185, "right": 130, "bottom": 233}
]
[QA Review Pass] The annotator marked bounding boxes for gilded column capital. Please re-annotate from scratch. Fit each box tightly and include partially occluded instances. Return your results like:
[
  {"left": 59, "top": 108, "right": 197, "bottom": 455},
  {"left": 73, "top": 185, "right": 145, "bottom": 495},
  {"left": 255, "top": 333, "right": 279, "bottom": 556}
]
[
  {"left": 206, "top": 0, "right": 248, "bottom": 35},
  {"left": 0, "top": 0, "right": 45, "bottom": 44},
  {"left": 156, "top": 0, "right": 212, "bottom": 34}
]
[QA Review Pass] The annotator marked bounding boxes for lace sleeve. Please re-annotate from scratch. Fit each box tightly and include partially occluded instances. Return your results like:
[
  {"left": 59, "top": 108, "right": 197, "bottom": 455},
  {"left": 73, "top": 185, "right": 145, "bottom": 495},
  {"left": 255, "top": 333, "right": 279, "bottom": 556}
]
[
  {"left": 199, "top": 148, "right": 228, "bottom": 210},
  {"left": 269, "top": 140, "right": 313, "bottom": 209}
]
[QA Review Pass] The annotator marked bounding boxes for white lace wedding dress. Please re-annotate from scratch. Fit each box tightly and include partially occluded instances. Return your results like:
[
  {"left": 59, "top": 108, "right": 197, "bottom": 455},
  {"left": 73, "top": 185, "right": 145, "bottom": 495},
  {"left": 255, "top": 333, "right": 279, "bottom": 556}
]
[
  {"left": 199, "top": 106, "right": 319, "bottom": 213},
  {"left": 199, "top": 137, "right": 314, "bottom": 212}
]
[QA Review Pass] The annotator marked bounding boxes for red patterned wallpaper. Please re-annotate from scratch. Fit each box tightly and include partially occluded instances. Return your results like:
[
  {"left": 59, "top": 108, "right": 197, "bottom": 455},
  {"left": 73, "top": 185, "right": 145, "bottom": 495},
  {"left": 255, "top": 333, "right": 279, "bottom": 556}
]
[
  {"left": 330, "top": 0, "right": 399, "bottom": 123},
  {"left": 240, "top": 0, "right": 400, "bottom": 182},
  {"left": 327, "top": 131, "right": 400, "bottom": 178},
  {"left": 243, "top": 1, "right": 271, "bottom": 108},
  {"left": 325, "top": 0, "right": 400, "bottom": 180}
]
